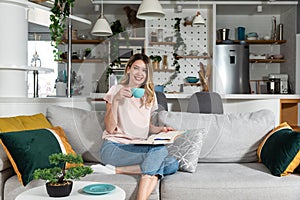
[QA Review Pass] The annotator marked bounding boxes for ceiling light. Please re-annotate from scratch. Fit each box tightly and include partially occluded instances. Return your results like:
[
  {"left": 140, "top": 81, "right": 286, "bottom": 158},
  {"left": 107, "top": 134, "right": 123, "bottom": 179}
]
[
  {"left": 192, "top": 0, "right": 205, "bottom": 26},
  {"left": 91, "top": 0, "right": 112, "bottom": 36},
  {"left": 136, "top": 0, "right": 165, "bottom": 20}
]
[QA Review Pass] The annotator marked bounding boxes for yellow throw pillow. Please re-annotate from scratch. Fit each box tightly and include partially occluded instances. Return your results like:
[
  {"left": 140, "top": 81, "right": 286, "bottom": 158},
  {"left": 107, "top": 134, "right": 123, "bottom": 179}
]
[{"left": 0, "top": 113, "right": 52, "bottom": 133}]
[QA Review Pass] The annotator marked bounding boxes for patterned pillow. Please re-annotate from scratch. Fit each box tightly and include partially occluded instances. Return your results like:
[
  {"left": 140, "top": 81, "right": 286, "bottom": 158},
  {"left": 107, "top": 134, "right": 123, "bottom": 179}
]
[
  {"left": 257, "top": 122, "right": 300, "bottom": 176},
  {"left": 0, "top": 127, "right": 76, "bottom": 186},
  {"left": 167, "top": 129, "right": 206, "bottom": 173}
]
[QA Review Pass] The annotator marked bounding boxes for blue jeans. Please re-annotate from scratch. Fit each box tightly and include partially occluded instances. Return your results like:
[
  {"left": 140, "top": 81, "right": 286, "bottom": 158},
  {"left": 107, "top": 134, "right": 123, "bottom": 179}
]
[{"left": 100, "top": 140, "right": 179, "bottom": 177}]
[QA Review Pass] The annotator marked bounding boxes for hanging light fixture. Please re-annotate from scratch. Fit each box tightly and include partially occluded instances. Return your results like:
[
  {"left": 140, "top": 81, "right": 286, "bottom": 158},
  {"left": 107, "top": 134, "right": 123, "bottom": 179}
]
[
  {"left": 192, "top": 0, "right": 205, "bottom": 26},
  {"left": 91, "top": 0, "right": 112, "bottom": 36},
  {"left": 136, "top": 0, "right": 165, "bottom": 20}
]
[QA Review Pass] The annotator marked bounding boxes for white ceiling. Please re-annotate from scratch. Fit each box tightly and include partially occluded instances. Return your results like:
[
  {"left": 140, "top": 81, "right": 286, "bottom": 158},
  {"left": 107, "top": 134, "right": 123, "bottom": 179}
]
[{"left": 37, "top": 0, "right": 298, "bottom": 16}]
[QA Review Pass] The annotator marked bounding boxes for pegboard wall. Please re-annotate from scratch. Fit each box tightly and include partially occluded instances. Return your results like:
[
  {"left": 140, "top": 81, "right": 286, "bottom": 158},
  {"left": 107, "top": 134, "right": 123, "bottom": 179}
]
[{"left": 146, "top": 9, "right": 210, "bottom": 93}]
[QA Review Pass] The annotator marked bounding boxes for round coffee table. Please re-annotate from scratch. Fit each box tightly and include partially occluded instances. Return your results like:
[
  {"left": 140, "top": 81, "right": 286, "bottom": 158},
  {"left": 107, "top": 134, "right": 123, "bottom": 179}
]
[{"left": 15, "top": 181, "right": 126, "bottom": 200}]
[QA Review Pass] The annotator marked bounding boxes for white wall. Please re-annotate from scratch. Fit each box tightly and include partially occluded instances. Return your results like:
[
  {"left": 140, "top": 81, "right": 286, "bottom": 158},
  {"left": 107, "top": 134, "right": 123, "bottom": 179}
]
[{"left": 296, "top": 34, "right": 300, "bottom": 125}]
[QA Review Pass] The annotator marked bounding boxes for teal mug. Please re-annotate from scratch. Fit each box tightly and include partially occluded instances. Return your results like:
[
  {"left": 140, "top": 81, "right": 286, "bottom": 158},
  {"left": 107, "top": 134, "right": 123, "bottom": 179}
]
[{"left": 131, "top": 88, "right": 145, "bottom": 98}]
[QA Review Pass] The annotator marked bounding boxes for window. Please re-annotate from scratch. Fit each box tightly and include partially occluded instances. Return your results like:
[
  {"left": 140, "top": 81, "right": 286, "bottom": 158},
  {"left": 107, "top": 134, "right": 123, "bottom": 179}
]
[{"left": 27, "top": 41, "right": 57, "bottom": 97}]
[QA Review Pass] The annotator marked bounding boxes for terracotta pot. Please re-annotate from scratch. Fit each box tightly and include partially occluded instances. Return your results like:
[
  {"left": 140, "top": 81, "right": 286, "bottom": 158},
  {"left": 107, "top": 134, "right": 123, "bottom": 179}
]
[{"left": 46, "top": 181, "right": 73, "bottom": 197}]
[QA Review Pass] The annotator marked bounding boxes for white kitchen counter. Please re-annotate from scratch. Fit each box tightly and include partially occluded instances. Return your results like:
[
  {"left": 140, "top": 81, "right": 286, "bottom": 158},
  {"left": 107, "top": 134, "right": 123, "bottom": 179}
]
[
  {"left": 164, "top": 93, "right": 300, "bottom": 100},
  {"left": 0, "top": 94, "right": 298, "bottom": 126},
  {"left": 90, "top": 92, "right": 300, "bottom": 100}
]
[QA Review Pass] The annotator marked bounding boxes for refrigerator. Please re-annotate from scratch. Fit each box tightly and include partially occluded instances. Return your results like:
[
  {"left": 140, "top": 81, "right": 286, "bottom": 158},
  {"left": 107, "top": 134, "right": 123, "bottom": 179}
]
[{"left": 215, "top": 44, "right": 250, "bottom": 94}]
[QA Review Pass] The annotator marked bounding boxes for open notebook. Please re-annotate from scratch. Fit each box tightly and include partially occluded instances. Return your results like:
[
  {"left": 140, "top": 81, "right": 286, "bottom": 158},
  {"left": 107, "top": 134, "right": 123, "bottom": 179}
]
[{"left": 129, "top": 130, "right": 186, "bottom": 145}]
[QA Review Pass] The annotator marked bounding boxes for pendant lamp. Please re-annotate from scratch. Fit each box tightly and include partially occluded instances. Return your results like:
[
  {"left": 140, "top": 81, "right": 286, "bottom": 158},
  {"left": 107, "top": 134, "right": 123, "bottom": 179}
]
[
  {"left": 137, "top": 0, "right": 165, "bottom": 20},
  {"left": 91, "top": 0, "right": 112, "bottom": 36},
  {"left": 192, "top": 0, "right": 205, "bottom": 26}
]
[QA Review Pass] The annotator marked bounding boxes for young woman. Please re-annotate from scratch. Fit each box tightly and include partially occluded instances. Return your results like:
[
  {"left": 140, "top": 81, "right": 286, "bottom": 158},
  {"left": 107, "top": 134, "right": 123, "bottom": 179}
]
[{"left": 98, "top": 53, "right": 179, "bottom": 200}]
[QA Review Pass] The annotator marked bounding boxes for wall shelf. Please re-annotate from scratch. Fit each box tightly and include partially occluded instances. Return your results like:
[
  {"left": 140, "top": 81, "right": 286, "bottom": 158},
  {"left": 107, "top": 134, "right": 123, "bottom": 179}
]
[
  {"left": 149, "top": 42, "right": 176, "bottom": 46},
  {"left": 184, "top": 82, "right": 202, "bottom": 86},
  {"left": 176, "top": 55, "right": 211, "bottom": 59},
  {"left": 216, "top": 40, "right": 287, "bottom": 45},
  {"left": 60, "top": 59, "right": 108, "bottom": 63},
  {"left": 61, "top": 39, "right": 106, "bottom": 44},
  {"left": 249, "top": 59, "right": 287, "bottom": 63},
  {"left": 153, "top": 69, "right": 175, "bottom": 72},
  {"left": 119, "top": 37, "right": 145, "bottom": 41}
]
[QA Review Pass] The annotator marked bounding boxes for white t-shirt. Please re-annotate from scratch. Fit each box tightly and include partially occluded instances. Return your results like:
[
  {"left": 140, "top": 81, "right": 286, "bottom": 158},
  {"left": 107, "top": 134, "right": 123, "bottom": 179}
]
[{"left": 103, "top": 85, "right": 158, "bottom": 144}]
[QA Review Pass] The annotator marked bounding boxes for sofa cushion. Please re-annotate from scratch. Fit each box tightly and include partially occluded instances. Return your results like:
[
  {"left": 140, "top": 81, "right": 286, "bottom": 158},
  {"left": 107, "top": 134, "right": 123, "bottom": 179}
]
[
  {"left": 46, "top": 105, "right": 105, "bottom": 163},
  {"left": 257, "top": 122, "right": 300, "bottom": 176},
  {"left": 167, "top": 129, "right": 206, "bottom": 172},
  {"left": 0, "top": 127, "right": 76, "bottom": 186},
  {"left": 0, "top": 113, "right": 52, "bottom": 133},
  {"left": 160, "top": 163, "right": 300, "bottom": 200},
  {"left": 158, "top": 109, "right": 275, "bottom": 162},
  {"left": 0, "top": 113, "right": 53, "bottom": 172}
]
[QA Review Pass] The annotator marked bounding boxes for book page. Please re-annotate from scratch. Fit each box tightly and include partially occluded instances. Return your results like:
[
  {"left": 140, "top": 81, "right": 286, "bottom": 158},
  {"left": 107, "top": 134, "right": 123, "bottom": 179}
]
[{"left": 130, "top": 130, "right": 186, "bottom": 145}]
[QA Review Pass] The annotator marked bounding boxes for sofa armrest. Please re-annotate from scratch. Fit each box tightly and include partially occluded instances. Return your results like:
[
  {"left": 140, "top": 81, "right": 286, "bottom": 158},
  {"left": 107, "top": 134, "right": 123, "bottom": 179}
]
[{"left": 0, "top": 148, "right": 11, "bottom": 172}]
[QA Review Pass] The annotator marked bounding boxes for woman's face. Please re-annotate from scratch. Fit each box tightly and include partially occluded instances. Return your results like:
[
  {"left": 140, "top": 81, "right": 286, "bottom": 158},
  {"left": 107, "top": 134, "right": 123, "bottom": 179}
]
[{"left": 127, "top": 59, "right": 147, "bottom": 87}]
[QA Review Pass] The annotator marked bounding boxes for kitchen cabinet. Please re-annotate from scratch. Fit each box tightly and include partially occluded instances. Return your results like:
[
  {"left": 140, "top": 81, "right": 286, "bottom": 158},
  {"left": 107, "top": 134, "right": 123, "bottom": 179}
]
[
  {"left": 214, "top": 2, "right": 297, "bottom": 94},
  {"left": 280, "top": 99, "right": 300, "bottom": 126},
  {"left": 60, "top": 39, "right": 109, "bottom": 63},
  {"left": 58, "top": 39, "right": 110, "bottom": 96}
]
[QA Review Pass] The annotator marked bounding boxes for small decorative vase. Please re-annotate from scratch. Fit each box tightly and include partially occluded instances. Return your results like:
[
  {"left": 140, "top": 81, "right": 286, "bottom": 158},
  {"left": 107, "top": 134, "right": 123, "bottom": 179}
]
[
  {"left": 46, "top": 181, "right": 73, "bottom": 197},
  {"left": 152, "top": 61, "right": 159, "bottom": 70}
]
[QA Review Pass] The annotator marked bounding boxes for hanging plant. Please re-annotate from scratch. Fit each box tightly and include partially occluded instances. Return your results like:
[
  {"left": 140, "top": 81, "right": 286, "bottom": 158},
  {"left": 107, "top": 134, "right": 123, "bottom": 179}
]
[
  {"left": 173, "top": 17, "right": 186, "bottom": 72},
  {"left": 110, "top": 20, "right": 125, "bottom": 67},
  {"left": 49, "top": 0, "right": 75, "bottom": 61},
  {"left": 163, "top": 18, "right": 187, "bottom": 87}
]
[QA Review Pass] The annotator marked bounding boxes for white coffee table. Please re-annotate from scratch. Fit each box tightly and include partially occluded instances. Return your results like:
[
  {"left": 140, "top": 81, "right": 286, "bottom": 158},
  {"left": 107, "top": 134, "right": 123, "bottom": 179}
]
[{"left": 15, "top": 181, "right": 126, "bottom": 200}]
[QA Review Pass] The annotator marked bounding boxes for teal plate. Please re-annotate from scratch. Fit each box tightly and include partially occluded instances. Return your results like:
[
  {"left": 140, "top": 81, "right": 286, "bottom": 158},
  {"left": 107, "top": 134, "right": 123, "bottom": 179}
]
[{"left": 83, "top": 184, "right": 116, "bottom": 195}]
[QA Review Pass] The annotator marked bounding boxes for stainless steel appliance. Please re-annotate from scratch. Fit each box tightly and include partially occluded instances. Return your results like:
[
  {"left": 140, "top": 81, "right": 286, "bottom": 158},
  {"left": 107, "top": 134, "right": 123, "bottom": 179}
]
[
  {"left": 268, "top": 73, "right": 288, "bottom": 94},
  {"left": 267, "top": 78, "right": 280, "bottom": 94},
  {"left": 118, "top": 46, "right": 143, "bottom": 65},
  {"left": 215, "top": 44, "right": 250, "bottom": 94}
]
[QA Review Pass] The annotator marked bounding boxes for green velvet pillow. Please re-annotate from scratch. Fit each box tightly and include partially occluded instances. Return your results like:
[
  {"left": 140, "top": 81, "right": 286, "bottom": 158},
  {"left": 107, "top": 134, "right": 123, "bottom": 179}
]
[
  {"left": 0, "top": 127, "right": 76, "bottom": 186},
  {"left": 257, "top": 122, "right": 300, "bottom": 176}
]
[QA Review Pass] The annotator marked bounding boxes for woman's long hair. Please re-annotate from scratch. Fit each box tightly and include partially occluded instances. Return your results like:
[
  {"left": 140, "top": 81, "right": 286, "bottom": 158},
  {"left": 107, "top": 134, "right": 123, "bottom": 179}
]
[{"left": 119, "top": 53, "right": 154, "bottom": 107}]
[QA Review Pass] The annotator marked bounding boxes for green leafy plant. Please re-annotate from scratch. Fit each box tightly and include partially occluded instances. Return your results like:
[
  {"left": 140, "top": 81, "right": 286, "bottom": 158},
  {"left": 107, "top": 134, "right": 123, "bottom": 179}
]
[
  {"left": 104, "top": 19, "right": 127, "bottom": 83},
  {"left": 162, "top": 18, "right": 187, "bottom": 87},
  {"left": 33, "top": 153, "right": 93, "bottom": 184},
  {"left": 109, "top": 20, "right": 125, "bottom": 69},
  {"left": 173, "top": 17, "right": 186, "bottom": 72},
  {"left": 150, "top": 55, "right": 162, "bottom": 62},
  {"left": 49, "top": 0, "right": 75, "bottom": 61}
]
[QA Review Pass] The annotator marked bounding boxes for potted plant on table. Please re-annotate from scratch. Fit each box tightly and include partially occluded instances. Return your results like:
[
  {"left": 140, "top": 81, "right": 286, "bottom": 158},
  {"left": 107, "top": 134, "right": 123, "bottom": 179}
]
[{"left": 33, "top": 153, "right": 93, "bottom": 198}]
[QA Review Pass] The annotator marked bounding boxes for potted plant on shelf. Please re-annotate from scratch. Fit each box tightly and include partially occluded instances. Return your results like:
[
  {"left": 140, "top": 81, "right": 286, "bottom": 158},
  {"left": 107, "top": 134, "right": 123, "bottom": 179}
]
[
  {"left": 33, "top": 153, "right": 93, "bottom": 198},
  {"left": 49, "top": 0, "right": 75, "bottom": 61},
  {"left": 150, "top": 55, "right": 162, "bottom": 70}
]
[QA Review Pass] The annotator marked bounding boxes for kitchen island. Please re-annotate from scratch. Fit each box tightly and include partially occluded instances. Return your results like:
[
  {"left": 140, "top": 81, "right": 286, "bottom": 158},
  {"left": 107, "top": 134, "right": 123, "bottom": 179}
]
[
  {"left": 0, "top": 94, "right": 298, "bottom": 127},
  {"left": 164, "top": 93, "right": 300, "bottom": 126}
]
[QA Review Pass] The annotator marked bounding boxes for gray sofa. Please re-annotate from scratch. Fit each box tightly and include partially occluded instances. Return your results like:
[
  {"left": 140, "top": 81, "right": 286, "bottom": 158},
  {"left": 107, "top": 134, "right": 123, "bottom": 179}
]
[{"left": 0, "top": 105, "right": 300, "bottom": 200}]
